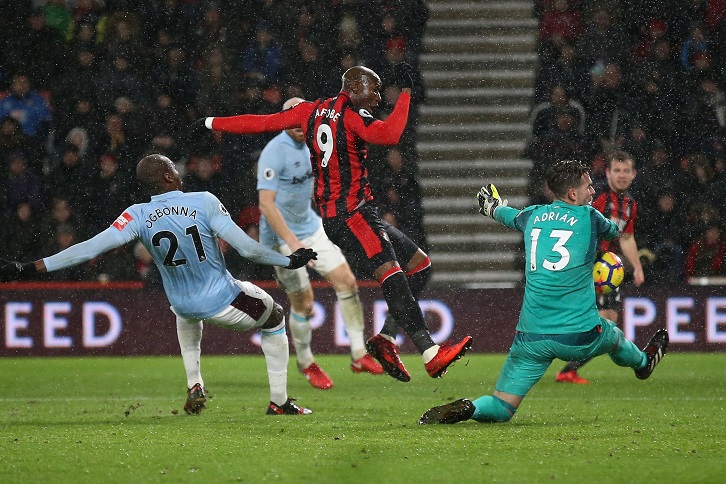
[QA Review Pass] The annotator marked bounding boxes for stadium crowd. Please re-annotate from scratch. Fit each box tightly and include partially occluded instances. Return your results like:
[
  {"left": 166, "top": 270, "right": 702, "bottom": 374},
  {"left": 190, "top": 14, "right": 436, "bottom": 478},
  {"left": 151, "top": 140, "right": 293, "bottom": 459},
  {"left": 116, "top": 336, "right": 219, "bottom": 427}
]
[
  {"left": 0, "top": 0, "right": 428, "bottom": 283},
  {"left": 530, "top": 0, "right": 726, "bottom": 285}
]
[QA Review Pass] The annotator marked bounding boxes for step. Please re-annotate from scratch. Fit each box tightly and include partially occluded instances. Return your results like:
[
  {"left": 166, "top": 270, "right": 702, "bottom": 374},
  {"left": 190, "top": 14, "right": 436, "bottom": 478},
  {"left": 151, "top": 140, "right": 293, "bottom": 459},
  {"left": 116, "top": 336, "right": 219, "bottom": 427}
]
[
  {"left": 424, "top": 73, "right": 534, "bottom": 89},
  {"left": 425, "top": 87, "right": 534, "bottom": 105},
  {"left": 419, "top": 105, "right": 530, "bottom": 124},
  {"left": 430, "top": 269, "right": 523, "bottom": 287},
  {"left": 419, "top": 158, "right": 533, "bottom": 173},
  {"left": 418, "top": 140, "right": 526, "bottom": 160},
  {"left": 422, "top": 52, "right": 537, "bottom": 63},
  {"left": 423, "top": 195, "right": 530, "bottom": 211},
  {"left": 418, "top": 122, "right": 529, "bottom": 135}
]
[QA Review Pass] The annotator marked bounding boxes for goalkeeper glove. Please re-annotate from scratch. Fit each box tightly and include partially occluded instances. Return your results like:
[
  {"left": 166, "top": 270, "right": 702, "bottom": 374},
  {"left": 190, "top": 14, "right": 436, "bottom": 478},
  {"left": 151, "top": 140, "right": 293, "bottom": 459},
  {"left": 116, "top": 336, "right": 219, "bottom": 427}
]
[
  {"left": 477, "top": 184, "right": 507, "bottom": 218},
  {"left": 0, "top": 259, "right": 37, "bottom": 282},
  {"left": 286, "top": 248, "right": 318, "bottom": 269},
  {"left": 393, "top": 62, "right": 414, "bottom": 90}
]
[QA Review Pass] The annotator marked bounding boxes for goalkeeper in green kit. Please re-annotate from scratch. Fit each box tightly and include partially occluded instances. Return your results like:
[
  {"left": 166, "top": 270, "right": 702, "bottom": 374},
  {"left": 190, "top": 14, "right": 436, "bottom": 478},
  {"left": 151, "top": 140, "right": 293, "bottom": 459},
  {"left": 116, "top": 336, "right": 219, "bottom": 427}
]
[{"left": 420, "top": 160, "right": 669, "bottom": 425}]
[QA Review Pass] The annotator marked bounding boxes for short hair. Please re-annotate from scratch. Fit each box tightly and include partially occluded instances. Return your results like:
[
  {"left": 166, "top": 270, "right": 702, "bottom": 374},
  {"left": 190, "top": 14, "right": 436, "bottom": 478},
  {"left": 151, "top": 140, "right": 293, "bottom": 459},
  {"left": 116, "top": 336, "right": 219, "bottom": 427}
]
[
  {"left": 605, "top": 150, "right": 635, "bottom": 169},
  {"left": 545, "top": 159, "right": 589, "bottom": 198}
]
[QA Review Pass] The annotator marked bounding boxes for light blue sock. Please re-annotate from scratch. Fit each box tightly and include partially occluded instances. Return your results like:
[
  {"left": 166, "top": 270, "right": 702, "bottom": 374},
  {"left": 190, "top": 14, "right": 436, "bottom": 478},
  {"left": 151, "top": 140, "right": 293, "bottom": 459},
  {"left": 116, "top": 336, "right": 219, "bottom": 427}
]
[{"left": 471, "top": 395, "right": 516, "bottom": 423}]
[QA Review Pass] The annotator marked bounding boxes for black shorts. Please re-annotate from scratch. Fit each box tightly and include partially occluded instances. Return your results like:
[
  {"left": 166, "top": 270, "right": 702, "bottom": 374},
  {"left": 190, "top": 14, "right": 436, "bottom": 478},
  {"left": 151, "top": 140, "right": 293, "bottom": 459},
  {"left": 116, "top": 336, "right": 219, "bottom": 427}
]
[
  {"left": 322, "top": 203, "right": 420, "bottom": 277},
  {"left": 596, "top": 285, "right": 621, "bottom": 311}
]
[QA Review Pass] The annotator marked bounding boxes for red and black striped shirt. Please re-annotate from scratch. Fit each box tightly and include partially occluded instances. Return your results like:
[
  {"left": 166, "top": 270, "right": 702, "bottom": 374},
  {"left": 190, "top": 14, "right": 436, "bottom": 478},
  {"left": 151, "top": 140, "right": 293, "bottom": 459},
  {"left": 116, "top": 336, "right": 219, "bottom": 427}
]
[
  {"left": 210, "top": 91, "right": 411, "bottom": 218},
  {"left": 592, "top": 188, "right": 637, "bottom": 254}
]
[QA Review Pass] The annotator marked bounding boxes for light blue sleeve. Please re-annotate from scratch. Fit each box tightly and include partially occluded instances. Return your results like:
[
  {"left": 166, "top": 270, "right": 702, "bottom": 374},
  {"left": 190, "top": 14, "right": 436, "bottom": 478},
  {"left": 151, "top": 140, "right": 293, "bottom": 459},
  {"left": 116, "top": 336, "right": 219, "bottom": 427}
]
[
  {"left": 256, "top": 140, "right": 285, "bottom": 192},
  {"left": 204, "top": 192, "right": 291, "bottom": 267},
  {"left": 43, "top": 226, "right": 132, "bottom": 272}
]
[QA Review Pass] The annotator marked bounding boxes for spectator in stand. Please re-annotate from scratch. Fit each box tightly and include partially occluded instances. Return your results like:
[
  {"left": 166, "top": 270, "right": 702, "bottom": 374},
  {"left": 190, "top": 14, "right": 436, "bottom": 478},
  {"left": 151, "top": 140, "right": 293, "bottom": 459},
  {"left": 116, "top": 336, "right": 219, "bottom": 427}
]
[
  {"left": 585, "top": 64, "right": 633, "bottom": 151},
  {"left": 102, "top": 14, "right": 145, "bottom": 67},
  {"left": 526, "top": 109, "right": 591, "bottom": 198},
  {"left": 539, "top": 0, "right": 583, "bottom": 49},
  {"left": 629, "top": 19, "right": 669, "bottom": 66},
  {"left": 57, "top": 48, "right": 102, "bottom": 114},
  {"left": 53, "top": 96, "right": 104, "bottom": 148},
  {"left": 684, "top": 202, "right": 722, "bottom": 248},
  {"left": 97, "top": 51, "right": 148, "bottom": 111},
  {"left": 6, "top": 8, "right": 66, "bottom": 91},
  {"left": 71, "top": 0, "right": 104, "bottom": 29},
  {"left": 285, "top": 40, "right": 330, "bottom": 99},
  {"left": 4, "top": 151, "right": 45, "bottom": 217},
  {"left": 190, "top": 3, "right": 228, "bottom": 60},
  {"left": 683, "top": 76, "right": 726, "bottom": 153},
  {"left": 2, "top": 202, "right": 44, "bottom": 261},
  {"left": 527, "top": 85, "right": 586, "bottom": 143},
  {"left": 535, "top": 41, "right": 589, "bottom": 103},
  {"left": 91, "top": 111, "right": 143, "bottom": 178},
  {"left": 576, "top": 8, "right": 629, "bottom": 71},
  {"left": 145, "top": 93, "right": 186, "bottom": 162},
  {"left": 149, "top": 44, "right": 200, "bottom": 108},
  {"left": 376, "top": 147, "right": 427, "bottom": 249},
  {"left": 0, "top": 73, "right": 52, "bottom": 143},
  {"left": 631, "top": 140, "right": 683, "bottom": 210},
  {"left": 639, "top": 188, "right": 687, "bottom": 286},
  {"left": 684, "top": 154, "right": 718, "bottom": 205},
  {"left": 184, "top": 155, "right": 231, "bottom": 201},
  {"left": 86, "top": 153, "right": 133, "bottom": 233},
  {"left": 47, "top": 143, "right": 92, "bottom": 215},
  {"left": 628, "top": 51, "right": 681, "bottom": 143},
  {"left": 681, "top": 22, "right": 711, "bottom": 72},
  {"left": 684, "top": 224, "right": 726, "bottom": 278},
  {"left": 43, "top": 0, "right": 73, "bottom": 40},
  {"left": 195, "top": 46, "right": 239, "bottom": 118},
  {"left": 0, "top": 118, "right": 35, "bottom": 168},
  {"left": 241, "top": 22, "right": 283, "bottom": 85}
]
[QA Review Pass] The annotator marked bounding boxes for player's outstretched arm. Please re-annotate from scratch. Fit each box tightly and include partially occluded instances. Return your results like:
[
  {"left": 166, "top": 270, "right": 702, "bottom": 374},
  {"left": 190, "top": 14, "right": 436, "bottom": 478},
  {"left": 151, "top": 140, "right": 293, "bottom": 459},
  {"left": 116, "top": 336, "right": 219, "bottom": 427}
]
[
  {"left": 477, "top": 184, "right": 508, "bottom": 218},
  {"left": 0, "top": 259, "right": 43, "bottom": 282}
]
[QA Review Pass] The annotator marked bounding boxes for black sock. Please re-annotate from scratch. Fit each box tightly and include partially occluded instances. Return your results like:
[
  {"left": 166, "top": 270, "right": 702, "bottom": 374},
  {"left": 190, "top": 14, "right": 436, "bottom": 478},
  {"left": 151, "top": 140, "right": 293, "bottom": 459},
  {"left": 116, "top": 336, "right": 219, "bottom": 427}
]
[
  {"left": 380, "top": 271, "right": 434, "bottom": 352},
  {"left": 561, "top": 357, "right": 593, "bottom": 373},
  {"left": 380, "top": 265, "right": 432, "bottom": 339}
]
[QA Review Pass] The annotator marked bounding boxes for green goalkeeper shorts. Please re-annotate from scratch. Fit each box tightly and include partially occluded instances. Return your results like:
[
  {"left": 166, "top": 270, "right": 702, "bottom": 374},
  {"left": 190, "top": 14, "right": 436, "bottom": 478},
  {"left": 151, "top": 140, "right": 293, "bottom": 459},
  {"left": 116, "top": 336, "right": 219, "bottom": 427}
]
[{"left": 495, "top": 318, "right": 623, "bottom": 396}]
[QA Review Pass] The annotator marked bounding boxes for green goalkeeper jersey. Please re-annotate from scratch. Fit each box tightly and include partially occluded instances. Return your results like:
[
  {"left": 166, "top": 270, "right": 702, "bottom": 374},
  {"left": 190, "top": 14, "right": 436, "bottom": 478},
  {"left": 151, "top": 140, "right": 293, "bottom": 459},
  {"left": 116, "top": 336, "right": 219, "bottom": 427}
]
[{"left": 494, "top": 201, "right": 618, "bottom": 334}]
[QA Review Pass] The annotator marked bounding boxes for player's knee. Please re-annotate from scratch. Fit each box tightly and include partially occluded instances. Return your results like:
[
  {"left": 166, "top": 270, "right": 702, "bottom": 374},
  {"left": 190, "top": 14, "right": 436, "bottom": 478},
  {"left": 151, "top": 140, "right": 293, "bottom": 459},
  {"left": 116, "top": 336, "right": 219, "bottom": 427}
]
[{"left": 261, "top": 302, "right": 284, "bottom": 330}]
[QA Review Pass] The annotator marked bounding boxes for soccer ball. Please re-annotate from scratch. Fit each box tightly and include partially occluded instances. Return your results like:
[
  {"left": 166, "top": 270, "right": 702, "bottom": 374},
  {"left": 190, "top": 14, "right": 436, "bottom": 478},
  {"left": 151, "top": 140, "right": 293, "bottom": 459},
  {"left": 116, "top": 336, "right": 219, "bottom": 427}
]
[{"left": 593, "top": 251, "right": 624, "bottom": 294}]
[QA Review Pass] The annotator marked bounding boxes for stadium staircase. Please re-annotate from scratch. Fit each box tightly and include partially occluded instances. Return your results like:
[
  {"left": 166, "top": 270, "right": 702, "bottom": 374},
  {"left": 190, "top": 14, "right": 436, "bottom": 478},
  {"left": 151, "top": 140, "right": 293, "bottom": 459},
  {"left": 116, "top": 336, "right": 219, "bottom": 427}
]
[{"left": 418, "top": 0, "right": 537, "bottom": 288}]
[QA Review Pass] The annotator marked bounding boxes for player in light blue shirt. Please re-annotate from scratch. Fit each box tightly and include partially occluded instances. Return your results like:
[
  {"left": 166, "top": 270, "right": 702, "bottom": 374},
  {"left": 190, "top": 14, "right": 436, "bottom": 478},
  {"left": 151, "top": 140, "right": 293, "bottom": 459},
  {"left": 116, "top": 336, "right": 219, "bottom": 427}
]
[
  {"left": 256, "top": 97, "right": 383, "bottom": 390},
  {"left": 0, "top": 154, "right": 317, "bottom": 416},
  {"left": 420, "top": 160, "right": 669, "bottom": 425}
]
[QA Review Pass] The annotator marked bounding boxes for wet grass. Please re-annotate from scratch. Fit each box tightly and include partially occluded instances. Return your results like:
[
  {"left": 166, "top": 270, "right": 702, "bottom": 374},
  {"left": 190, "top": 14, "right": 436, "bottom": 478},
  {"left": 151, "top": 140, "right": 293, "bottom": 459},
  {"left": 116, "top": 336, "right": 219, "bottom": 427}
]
[{"left": 1, "top": 353, "right": 724, "bottom": 483}]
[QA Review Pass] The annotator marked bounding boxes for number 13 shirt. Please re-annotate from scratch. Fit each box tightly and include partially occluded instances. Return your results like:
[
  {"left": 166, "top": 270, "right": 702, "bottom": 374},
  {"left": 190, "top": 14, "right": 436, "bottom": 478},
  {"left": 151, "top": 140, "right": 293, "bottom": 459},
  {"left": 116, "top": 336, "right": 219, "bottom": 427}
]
[{"left": 495, "top": 202, "right": 619, "bottom": 334}]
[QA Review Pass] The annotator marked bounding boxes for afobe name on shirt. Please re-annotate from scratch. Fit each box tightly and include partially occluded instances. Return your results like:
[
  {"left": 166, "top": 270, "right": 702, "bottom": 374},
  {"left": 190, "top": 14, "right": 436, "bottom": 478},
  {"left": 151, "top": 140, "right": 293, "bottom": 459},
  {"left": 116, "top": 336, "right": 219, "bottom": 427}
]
[
  {"left": 145, "top": 206, "right": 198, "bottom": 228},
  {"left": 315, "top": 107, "right": 340, "bottom": 121}
]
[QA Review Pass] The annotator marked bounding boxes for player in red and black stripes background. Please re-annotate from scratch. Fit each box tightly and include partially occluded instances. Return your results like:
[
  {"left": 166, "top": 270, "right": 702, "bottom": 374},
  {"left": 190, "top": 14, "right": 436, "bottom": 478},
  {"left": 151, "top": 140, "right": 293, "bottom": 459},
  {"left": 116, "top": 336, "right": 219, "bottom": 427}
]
[
  {"left": 556, "top": 150, "right": 646, "bottom": 384},
  {"left": 189, "top": 65, "right": 472, "bottom": 382}
]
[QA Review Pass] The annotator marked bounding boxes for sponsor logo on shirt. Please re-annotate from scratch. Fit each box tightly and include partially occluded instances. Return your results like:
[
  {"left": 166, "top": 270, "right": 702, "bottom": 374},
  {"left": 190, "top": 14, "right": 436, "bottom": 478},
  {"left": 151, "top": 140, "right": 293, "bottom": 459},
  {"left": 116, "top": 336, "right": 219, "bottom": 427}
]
[
  {"left": 359, "top": 109, "right": 373, "bottom": 118},
  {"left": 112, "top": 212, "right": 133, "bottom": 231}
]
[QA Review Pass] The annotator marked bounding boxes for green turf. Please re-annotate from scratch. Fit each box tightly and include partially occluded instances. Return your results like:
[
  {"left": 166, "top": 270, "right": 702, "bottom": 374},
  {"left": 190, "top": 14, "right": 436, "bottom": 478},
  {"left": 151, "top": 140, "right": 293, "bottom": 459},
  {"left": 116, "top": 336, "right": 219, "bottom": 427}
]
[{"left": 1, "top": 353, "right": 724, "bottom": 483}]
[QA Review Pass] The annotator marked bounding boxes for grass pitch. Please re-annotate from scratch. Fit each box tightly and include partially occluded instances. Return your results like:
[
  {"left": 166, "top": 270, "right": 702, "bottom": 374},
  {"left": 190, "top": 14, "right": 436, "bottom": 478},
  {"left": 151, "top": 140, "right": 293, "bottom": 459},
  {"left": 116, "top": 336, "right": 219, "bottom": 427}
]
[{"left": 1, "top": 353, "right": 724, "bottom": 483}]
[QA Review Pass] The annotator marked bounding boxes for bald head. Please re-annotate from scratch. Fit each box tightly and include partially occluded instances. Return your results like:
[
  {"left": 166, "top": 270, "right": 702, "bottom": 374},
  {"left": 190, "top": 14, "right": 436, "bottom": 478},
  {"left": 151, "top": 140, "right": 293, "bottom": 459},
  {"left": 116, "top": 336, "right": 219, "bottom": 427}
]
[
  {"left": 136, "top": 154, "right": 182, "bottom": 193},
  {"left": 341, "top": 66, "right": 380, "bottom": 92},
  {"left": 283, "top": 97, "right": 305, "bottom": 111}
]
